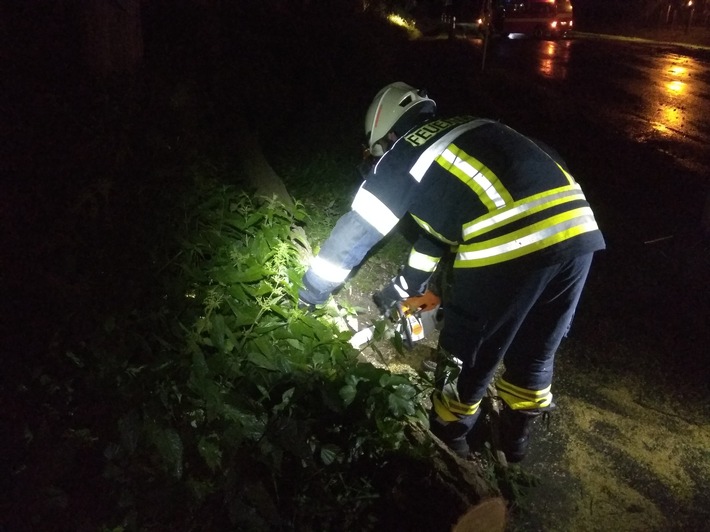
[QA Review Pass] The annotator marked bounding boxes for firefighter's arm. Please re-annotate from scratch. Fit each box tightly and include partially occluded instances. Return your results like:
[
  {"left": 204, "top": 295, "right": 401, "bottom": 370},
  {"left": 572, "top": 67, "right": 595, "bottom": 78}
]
[
  {"left": 373, "top": 234, "right": 447, "bottom": 314},
  {"left": 299, "top": 210, "right": 383, "bottom": 306},
  {"left": 299, "top": 180, "right": 406, "bottom": 306},
  {"left": 401, "top": 233, "right": 447, "bottom": 293}
]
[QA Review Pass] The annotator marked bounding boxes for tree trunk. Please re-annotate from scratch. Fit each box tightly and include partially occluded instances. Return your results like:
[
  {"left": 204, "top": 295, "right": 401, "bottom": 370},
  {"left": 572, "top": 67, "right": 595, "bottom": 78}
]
[
  {"left": 230, "top": 112, "right": 295, "bottom": 208},
  {"left": 376, "top": 424, "right": 507, "bottom": 531}
]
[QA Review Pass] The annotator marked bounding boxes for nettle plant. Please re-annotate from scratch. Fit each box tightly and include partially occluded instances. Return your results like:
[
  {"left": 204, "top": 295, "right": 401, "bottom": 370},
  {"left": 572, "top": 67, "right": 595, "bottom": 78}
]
[{"left": 103, "top": 178, "right": 432, "bottom": 530}]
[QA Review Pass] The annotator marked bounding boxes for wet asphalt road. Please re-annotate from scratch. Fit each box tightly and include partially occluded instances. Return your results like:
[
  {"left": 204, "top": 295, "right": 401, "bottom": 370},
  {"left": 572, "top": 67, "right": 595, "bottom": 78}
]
[
  {"left": 484, "top": 35, "right": 710, "bottom": 178},
  {"left": 472, "top": 35, "right": 710, "bottom": 531},
  {"left": 405, "top": 32, "right": 710, "bottom": 530},
  {"left": 411, "top": 32, "right": 710, "bottom": 266}
]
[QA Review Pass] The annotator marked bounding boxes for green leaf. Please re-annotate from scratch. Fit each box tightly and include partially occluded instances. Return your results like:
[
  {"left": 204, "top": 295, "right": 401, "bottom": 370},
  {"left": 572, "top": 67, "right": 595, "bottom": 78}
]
[
  {"left": 392, "top": 330, "right": 406, "bottom": 355},
  {"left": 289, "top": 318, "right": 316, "bottom": 339},
  {"left": 269, "top": 303, "right": 289, "bottom": 319},
  {"left": 191, "top": 350, "right": 209, "bottom": 380},
  {"left": 66, "top": 351, "right": 84, "bottom": 368},
  {"left": 286, "top": 338, "right": 304, "bottom": 351},
  {"left": 320, "top": 443, "right": 342, "bottom": 465},
  {"left": 247, "top": 350, "right": 279, "bottom": 371},
  {"left": 388, "top": 390, "right": 416, "bottom": 417},
  {"left": 339, "top": 384, "right": 357, "bottom": 406},
  {"left": 379, "top": 373, "right": 410, "bottom": 388},
  {"left": 253, "top": 322, "right": 286, "bottom": 335},
  {"left": 273, "top": 387, "right": 295, "bottom": 413},
  {"left": 227, "top": 284, "right": 248, "bottom": 301},
  {"left": 353, "top": 363, "right": 387, "bottom": 382},
  {"left": 222, "top": 405, "right": 267, "bottom": 440},
  {"left": 243, "top": 212, "right": 265, "bottom": 229},
  {"left": 210, "top": 313, "right": 226, "bottom": 351},
  {"left": 253, "top": 335, "right": 274, "bottom": 356},
  {"left": 230, "top": 304, "right": 261, "bottom": 327},
  {"left": 149, "top": 426, "right": 183, "bottom": 479},
  {"left": 198, "top": 436, "right": 222, "bottom": 471},
  {"left": 210, "top": 265, "right": 266, "bottom": 285}
]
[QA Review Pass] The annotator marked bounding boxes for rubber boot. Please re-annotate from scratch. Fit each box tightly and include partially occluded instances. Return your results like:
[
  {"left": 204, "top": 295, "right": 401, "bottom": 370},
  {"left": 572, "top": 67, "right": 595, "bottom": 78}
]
[
  {"left": 429, "top": 415, "right": 470, "bottom": 458},
  {"left": 499, "top": 407, "right": 540, "bottom": 463},
  {"left": 429, "top": 409, "right": 481, "bottom": 459},
  {"left": 465, "top": 412, "right": 490, "bottom": 453}
]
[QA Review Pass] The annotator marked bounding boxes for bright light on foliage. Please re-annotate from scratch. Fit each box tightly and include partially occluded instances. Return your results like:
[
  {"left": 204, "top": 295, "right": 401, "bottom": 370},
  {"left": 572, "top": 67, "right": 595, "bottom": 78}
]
[
  {"left": 387, "top": 13, "right": 415, "bottom": 31},
  {"left": 86, "top": 181, "right": 435, "bottom": 529}
]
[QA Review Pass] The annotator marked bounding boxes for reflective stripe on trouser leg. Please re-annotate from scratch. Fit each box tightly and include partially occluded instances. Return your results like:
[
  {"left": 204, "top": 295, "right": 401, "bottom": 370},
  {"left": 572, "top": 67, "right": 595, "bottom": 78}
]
[
  {"left": 432, "top": 388, "right": 481, "bottom": 422},
  {"left": 430, "top": 347, "right": 482, "bottom": 447},
  {"left": 430, "top": 387, "right": 482, "bottom": 445},
  {"left": 495, "top": 376, "right": 553, "bottom": 411}
]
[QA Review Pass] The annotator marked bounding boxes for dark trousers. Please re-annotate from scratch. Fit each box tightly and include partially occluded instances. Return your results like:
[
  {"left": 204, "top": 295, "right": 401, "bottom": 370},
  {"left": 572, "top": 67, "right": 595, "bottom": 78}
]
[{"left": 438, "top": 253, "right": 594, "bottom": 409}]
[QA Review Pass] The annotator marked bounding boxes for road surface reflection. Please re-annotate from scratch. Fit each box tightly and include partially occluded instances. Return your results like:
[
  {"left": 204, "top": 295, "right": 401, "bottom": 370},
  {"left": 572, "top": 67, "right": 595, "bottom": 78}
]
[
  {"left": 651, "top": 54, "right": 696, "bottom": 136},
  {"left": 536, "top": 39, "right": 572, "bottom": 80}
]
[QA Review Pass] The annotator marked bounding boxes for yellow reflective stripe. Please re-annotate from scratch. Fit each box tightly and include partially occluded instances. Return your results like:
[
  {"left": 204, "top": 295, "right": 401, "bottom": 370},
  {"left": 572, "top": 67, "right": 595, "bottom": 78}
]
[
  {"left": 456, "top": 208, "right": 598, "bottom": 267},
  {"left": 310, "top": 256, "right": 351, "bottom": 283},
  {"left": 496, "top": 378, "right": 553, "bottom": 410},
  {"left": 432, "top": 393, "right": 459, "bottom": 422},
  {"left": 409, "top": 119, "right": 492, "bottom": 182},
  {"left": 557, "top": 162, "right": 576, "bottom": 186},
  {"left": 407, "top": 249, "right": 440, "bottom": 273},
  {"left": 432, "top": 390, "right": 481, "bottom": 421},
  {"left": 410, "top": 214, "right": 459, "bottom": 246},
  {"left": 351, "top": 186, "right": 399, "bottom": 236},
  {"left": 437, "top": 145, "right": 513, "bottom": 211},
  {"left": 462, "top": 184, "right": 583, "bottom": 240}
]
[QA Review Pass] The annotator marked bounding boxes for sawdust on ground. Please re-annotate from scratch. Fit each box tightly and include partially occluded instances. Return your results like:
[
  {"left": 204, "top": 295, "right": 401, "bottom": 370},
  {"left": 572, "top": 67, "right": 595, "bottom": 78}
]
[{"left": 334, "top": 282, "right": 710, "bottom": 532}]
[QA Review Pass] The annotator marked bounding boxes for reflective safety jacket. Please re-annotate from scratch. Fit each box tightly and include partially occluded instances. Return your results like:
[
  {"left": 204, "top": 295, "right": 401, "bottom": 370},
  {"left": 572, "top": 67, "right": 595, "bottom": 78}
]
[{"left": 300, "top": 116, "right": 606, "bottom": 305}]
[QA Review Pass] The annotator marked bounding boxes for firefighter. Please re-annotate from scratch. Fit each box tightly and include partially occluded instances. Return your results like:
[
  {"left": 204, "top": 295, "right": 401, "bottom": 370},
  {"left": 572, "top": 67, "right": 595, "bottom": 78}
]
[{"left": 298, "top": 82, "right": 605, "bottom": 461}]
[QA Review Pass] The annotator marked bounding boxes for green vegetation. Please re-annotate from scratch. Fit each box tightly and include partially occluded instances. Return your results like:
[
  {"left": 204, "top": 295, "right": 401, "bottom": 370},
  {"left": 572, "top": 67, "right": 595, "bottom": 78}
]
[
  {"left": 7, "top": 163, "right": 444, "bottom": 529},
  {"left": 1, "top": 4, "right": 515, "bottom": 530}
]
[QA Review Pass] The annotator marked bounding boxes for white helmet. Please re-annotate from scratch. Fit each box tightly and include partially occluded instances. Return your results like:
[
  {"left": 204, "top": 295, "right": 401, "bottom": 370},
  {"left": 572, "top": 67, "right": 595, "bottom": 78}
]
[{"left": 364, "top": 82, "right": 436, "bottom": 156}]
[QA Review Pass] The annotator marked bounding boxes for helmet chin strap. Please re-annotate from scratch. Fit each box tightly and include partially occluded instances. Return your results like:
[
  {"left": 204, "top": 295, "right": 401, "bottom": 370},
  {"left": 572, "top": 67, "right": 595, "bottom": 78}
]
[{"left": 369, "top": 131, "right": 400, "bottom": 158}]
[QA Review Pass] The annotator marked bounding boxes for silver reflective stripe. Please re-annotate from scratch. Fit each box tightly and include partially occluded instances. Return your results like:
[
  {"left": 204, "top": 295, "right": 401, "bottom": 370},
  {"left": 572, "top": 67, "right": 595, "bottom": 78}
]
[
  {"left": 310, "top": 256, "right": 351, "bottom": 283},
  {"left": 351, "top": 186, "right": 399, "bottom": 236},
  {"left": 439, "top": 148, "right": 507, "bottom": 208},
  {"left": 462, "top": 185, "right": 583, "bottom": 240},
  {"left": 458, "top": 210, "right": 597, "bottom": 262},
  {"left": 393, "top": 281, "right": 409, "bottom": 299},
  {"left": 409, "top": 119, "right": 492, "bottom": 182},
  {"left": 407, "top": 249, "right": 440, "bottom": 272}
]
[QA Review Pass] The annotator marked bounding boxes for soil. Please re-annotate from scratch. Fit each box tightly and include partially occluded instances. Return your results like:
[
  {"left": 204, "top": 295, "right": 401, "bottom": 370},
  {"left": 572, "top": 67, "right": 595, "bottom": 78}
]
[{"left": 333, "top": 269, "right": 709, "bottom": 531}]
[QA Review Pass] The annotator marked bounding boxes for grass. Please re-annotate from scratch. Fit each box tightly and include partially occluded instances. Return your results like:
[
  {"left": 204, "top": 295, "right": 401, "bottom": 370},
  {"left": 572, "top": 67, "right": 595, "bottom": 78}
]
[{"left": 4, "top": 3, "right": 708, "bottom": 530}]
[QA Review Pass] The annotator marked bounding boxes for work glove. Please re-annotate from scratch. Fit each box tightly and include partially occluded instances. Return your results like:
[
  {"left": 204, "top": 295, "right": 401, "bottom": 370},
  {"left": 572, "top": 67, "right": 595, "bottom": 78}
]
[{"left": 372, "top": 277, "right": 409, "bottom": 317}]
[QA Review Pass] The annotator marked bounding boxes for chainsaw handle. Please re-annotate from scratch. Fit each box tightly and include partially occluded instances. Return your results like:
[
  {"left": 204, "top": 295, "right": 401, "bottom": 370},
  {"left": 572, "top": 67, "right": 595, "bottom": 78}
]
[{"left": 403, "top": 290, "right": 441, "bottom": 313}]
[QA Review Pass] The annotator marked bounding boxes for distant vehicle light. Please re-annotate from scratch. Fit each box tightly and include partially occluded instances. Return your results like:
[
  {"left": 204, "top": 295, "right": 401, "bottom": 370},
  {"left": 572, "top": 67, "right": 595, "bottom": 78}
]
[{"left": 550, "top": 20, "right": 558, "bottom": 28}]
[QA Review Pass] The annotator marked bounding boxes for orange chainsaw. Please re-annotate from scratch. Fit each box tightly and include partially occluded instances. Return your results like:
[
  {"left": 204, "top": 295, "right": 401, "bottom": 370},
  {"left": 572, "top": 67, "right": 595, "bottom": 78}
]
[
  {"left": 395, "top": 290, "right": 442, "bottom": 349},
  {"left": 348, "top": 290, "right": 443, "bottom": 350}
]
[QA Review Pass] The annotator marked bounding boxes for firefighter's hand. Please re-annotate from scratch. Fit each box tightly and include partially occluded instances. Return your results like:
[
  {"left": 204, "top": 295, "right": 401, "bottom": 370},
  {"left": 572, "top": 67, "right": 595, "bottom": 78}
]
[
  {"left": 373, "top": 284, "right": 402, "bottom": 317},
  {"left": 298, "top": 297, "right": 316, "bottom": 312}
]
